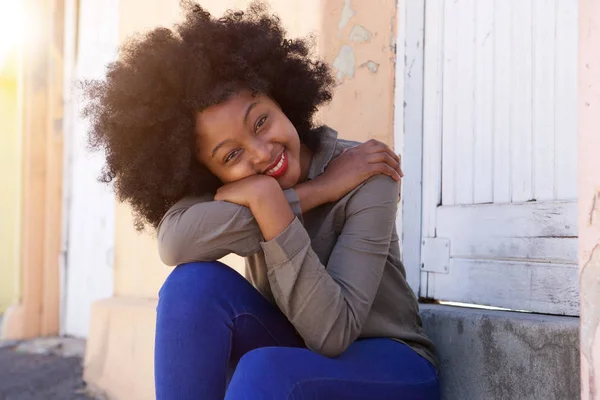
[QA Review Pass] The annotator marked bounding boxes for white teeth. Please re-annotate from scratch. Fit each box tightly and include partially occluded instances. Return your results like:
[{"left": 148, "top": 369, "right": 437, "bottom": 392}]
[{"left": 267, "top": 152, "right": 285, "bottom": 175}]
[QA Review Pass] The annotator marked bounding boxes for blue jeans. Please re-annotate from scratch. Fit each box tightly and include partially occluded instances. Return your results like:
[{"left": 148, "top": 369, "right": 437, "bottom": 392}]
[{"left": 155, "top": 262, "right": 439, "bottom": 399}]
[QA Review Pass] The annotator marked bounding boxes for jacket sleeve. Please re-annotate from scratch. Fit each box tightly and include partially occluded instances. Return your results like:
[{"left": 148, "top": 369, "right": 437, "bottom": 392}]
[
  {"left": 157, "top": 189, "right": 303, "bottom": 266},
  {"left": 260, "top": 175, "right": 397, "bottom": 357}
]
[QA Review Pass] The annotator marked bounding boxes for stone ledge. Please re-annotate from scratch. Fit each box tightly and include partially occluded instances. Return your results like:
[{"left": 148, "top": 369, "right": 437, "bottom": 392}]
[
  {"left": 420, "top": 304, "right": 580, "bottom": 400},
  {"left": 84, "top": 297, "right": 157, "bottom": 400}
]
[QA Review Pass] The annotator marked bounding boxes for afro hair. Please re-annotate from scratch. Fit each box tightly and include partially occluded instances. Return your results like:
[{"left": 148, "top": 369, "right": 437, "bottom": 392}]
[{"left": 82, "top": 1, "right": 335, "bottom": 230}]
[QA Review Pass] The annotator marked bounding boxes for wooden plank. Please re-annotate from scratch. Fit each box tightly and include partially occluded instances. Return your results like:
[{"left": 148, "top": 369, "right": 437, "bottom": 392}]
[
  {"left": 473, "top": 0, "right": 494, "bottom": 204},
  {"left": 422, "top": 0, "right": 445, "bottom": 238},
  {"left": 492, "top": 0, "right": 512, "bottom": 203},
  {"left": 510, "top": 0, "right": 534, "bottom": 202},
  {"left": 5, "top": 0, "right": 64, "bottom": 339},
  {"left": 554, "top": 0, "right": 578, "bottom": 200},
  {"left": 441, "top": 0, "right": 458, "bottom": 206},
  {"left": 437, "top": 200, "right": 577, "bottom": 238},
  {"left": 18, "top": 40, "right": 48, "bottom": 337},
  {"left": 532, "top": 0, "right": 557, "bottom": 201},
  {"left": 449, "top": 237, "right": 578, "bottom": 264},
  {"left": 429, "top": 259, "right": 579, "bottom": 315},
  {"left": 401, "top": 0, "right": 425, "bottom": 295},
  {"left": 454, "top": 0, "right": 475, "bottom": 205},
  {"left": 41, "top": 0, "right": 65, "bottom": 336}
]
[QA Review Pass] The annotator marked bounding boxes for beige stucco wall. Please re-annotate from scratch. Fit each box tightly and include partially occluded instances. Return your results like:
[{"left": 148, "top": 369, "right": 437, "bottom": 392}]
[
  {"left": 578, "top": 1, "right": 600, "bottom": 398},
  {"left": 0, "top": 52, "right": 22, "bottom": 313},
  {"left": 85, "top": 1, "right": 398, "bottom": 398}
]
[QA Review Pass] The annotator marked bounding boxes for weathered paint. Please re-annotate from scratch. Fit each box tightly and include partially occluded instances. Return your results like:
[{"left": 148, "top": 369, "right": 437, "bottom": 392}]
[
  {"left": 338, "top": 0, "right": 355, "bottom": 34},
  {"left": 333, "top": 44, "right": 356, "bottom": 80},
  {"left": 418, "top": 0, "right": 579, "bottom": 314},
  {"left": 359, "top": 60, "right": 380, "bottom": 73},
  {"left": 579, "top": 1, "right": 600, "bottom": 398},
  {"left": 319, "top": 0, "right": 397, "bottom": 145},
  {"left": 349, "top": 24, "right": 373, "bottom": 43}
]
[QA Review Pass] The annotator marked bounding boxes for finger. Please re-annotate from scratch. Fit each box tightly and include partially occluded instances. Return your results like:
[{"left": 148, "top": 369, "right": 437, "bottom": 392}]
[
  {"left": 365, "top": 141, "right": 389, "bottom": 154},
  {"left": 384, "top": 146, "right": 400, "bottom": 164},
  {"left": 363, "top": 139, "right": 390, "bottom": 154},
  {"left": 365, "top": 141, "right": 400, "bottom": 164},
  {"left": 384, "top": 148, "right": 401, "bottom": 175},
  {"left": 369, "top": 161, "right": 401, "bottom": 181},
  {"left": 365, "top": 138, "right": 381, "bottom": 147},
  {"left": 367, "top": 152, "right": 400, "bottom": 173},
  {"left": 397, "top": 154, "right": 404, "bottom": 177}
]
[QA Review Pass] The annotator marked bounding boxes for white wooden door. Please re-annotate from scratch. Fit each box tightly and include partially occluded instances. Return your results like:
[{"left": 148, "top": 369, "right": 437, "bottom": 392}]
[
  {"left": 419, "top": 0, "right": 578, "bottom": 315},
  {"left": 62, "top": 0, "right": 119, "bottom": 337}
]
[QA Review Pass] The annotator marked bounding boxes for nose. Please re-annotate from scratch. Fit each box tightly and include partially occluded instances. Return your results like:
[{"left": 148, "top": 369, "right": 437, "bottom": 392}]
[{"left": 248, "top": 138, "right": 273, "bottom": 168}]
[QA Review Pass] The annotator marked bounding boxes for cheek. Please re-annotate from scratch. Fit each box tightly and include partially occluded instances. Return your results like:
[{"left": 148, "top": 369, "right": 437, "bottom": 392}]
[{"left": 217, "top": 163, "right": 256, "bottom": 183}]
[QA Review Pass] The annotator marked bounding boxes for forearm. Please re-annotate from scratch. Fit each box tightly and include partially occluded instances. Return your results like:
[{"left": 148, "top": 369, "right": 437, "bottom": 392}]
[
  {"left": 293, "top": 177, "right": 332, "bottom": 213},
  {"left": 250, "top": 185, "right": 295, "bottom": 241},
  {"left": 250, "top": 177, "right": 340, "bottom": 240}
]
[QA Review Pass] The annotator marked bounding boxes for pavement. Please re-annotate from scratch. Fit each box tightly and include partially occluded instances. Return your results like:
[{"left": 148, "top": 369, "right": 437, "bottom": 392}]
[{"left": 0, "top": 334, "right": 105, "bottom": 400}]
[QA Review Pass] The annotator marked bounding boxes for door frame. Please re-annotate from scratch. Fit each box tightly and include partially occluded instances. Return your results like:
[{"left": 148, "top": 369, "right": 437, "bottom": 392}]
[
  {"left": 394, "top": 0, "right": 426, "bottom": 296},
  {"left": 60, "top": 0, "right": 117, "bottom": 337}
]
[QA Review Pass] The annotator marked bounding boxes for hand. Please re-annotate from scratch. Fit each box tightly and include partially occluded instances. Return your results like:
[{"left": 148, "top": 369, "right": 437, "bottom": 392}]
[
  {"left": 214, "top": 174, "right": 280, "bottom": 208},
  {"left": 215, "top": 174, "right": 294, "bottom": 241},
  {"left": 315, "top": 139, "right": 403, "bottom": 203}
]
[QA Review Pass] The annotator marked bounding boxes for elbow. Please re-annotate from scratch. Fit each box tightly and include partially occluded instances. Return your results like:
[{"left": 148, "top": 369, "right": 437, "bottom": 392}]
[
  {"left": 317, "top": 344, "right": 347, "bottom": 359},
  {"left": 308, "top": 339, "right": 352, "bottom": 359},
  {"left": 301, "top": 306, "right": 366, "bottom": 358},
  {"left": 304, "top": 326, "right": 360, "bottom": 358},
  {"left": 157, "top": 222, "right": 181, "bottom": 266},
  {"left": 157, "top": 237, "right": 178, "bottom": 266}
]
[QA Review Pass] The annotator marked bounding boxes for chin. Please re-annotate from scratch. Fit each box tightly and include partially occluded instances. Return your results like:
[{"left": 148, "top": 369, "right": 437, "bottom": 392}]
[
  {"left": 279, "top": 172, "right": 300, "bottom": 189},
  {"left": 278, "top": 179, "right": 295, "bottom": 190}
]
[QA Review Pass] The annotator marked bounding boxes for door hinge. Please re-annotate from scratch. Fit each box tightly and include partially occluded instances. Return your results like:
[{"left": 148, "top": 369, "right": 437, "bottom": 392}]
[{"left": 421, "top": 238, "right": 450, "bottom": 274}]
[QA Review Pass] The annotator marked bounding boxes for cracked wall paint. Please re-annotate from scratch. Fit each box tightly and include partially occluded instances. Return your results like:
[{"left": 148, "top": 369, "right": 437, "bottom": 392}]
[
  {"left": 359, "top": 60, "right": 380, "bottom": 73},
  {"left": 581, "top": 242, "right": 600, "bottom": 400},
  {"left": 589, "top": 191, "right": 600, "bottom": 226},
  {"left": 349, "top": 25, "right": 372, "bottom": 43},
  {"left": 316, "top": 0, "right": 397, "bottom": 148},
  {"left": 333, "top": 44, "right": 356, "bottom": 80},
  {"left": 579, "top": 2, "right": 600, "bottom": 398},
  {"left": 338, "top": 0, "right": 355, "bottom": 35}
]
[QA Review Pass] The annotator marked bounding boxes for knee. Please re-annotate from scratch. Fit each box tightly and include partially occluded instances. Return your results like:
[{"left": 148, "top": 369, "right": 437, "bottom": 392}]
[{"left": 158, "top": 261, "right": 243, "bottom": 312}]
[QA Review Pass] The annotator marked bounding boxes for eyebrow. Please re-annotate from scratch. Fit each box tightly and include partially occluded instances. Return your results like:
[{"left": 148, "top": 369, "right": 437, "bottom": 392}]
[
  {"left": 243, "top": 101, "right": 259, "bottom": 127},
  {"left": 211, "top": 101, "right": 260, "bottom": 159},
  {"left": 211, "top": 139, "right": 233, "bottom": 159}
]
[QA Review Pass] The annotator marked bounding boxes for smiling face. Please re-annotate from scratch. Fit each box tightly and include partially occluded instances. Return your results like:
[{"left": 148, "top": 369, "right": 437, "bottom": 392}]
[{"left": 195, "top": 90, "right": 305, "bottom": 189}]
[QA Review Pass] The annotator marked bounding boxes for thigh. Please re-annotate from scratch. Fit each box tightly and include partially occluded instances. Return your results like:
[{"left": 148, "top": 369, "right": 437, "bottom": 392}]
[
  {"left": 155, "top": 261, "right": 304, "bottom": 400},
  {"left": 225, "top": 339, "right": 439, "bottom": 400}
]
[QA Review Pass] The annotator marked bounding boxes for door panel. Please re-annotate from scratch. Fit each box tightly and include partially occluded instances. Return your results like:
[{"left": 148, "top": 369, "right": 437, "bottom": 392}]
[{"left": 420, "top": 0, "right": 578, "bottom": 315}]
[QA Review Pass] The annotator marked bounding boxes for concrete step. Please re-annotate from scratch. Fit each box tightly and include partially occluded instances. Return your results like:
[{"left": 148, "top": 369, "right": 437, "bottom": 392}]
[{"left": 420, "top": 304, "right": 580, "bottom": 400}]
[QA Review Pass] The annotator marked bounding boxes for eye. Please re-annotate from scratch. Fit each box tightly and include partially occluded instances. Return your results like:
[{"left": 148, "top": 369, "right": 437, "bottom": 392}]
[
  {"left": 224, "top": 149, "right": 242, "bottom": 164},
  {"left": 255, "top": 115, "right": 268, "bottom": 131}
]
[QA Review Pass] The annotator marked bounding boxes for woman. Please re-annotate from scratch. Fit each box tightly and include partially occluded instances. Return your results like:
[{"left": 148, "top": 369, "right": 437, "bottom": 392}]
[{"left": 83, "top": 2, "right": 438, "bottom": 399}]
